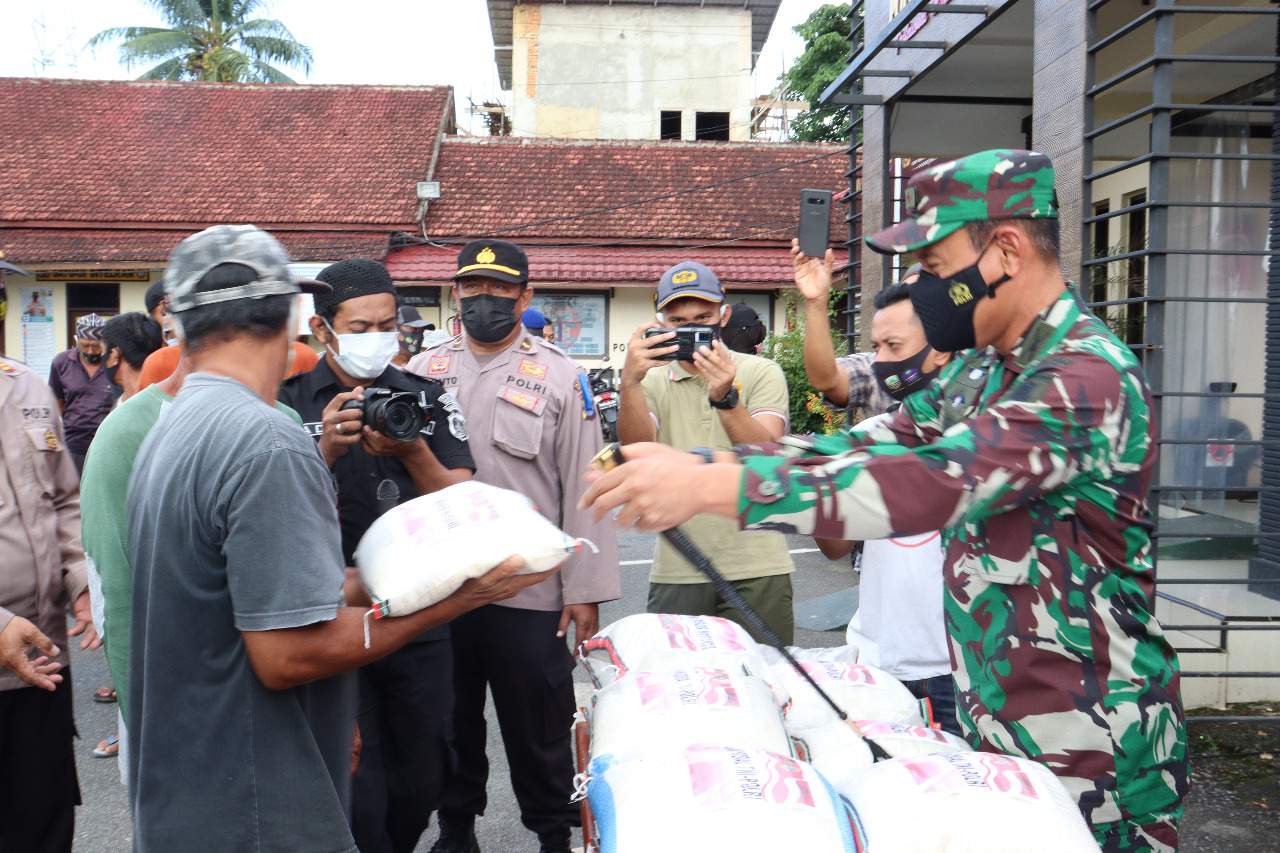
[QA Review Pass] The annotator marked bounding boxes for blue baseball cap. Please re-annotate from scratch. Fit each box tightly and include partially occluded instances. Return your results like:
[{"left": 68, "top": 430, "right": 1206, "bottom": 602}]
[{"left": 656, "top": 261, "right": 722, "bottom": 310}]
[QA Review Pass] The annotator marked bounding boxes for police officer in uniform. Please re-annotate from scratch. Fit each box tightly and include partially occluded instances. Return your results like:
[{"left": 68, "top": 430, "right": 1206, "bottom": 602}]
[
  {"left": 278, "top": 258, "right": 474, "bottom": 853},
  {"left": 0, "top": 354, "right": 98, "bottom": 853},
  {"left": 406, "top": 240, "right": 620, "bottom": 853}
]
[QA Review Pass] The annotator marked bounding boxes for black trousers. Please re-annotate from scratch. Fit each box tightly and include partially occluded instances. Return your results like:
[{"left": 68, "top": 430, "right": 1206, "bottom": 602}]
[
  {"left": 440, "top": 605, "right": 579, "bottom": 836},
  {"left": 0, "top": 669, "right": 81, "bottom": 853},
  {"left": 351, "top": 638, "right": 455, "bottom": 853}
]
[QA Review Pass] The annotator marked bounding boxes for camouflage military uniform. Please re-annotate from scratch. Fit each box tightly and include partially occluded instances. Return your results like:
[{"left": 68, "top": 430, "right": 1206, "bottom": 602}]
[{"left": 733, "top": 288, "right": 1188, "bottom": 850}]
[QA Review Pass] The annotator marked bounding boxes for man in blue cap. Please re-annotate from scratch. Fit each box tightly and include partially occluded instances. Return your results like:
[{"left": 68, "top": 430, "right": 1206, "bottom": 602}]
[{"left": 616, "top": 260, "right": 795, "bottom": 643}]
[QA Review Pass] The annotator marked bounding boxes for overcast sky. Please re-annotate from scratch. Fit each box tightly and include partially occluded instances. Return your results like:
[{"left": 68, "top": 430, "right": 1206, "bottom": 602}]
[{"left": 2, "top": 0, "right": 828, "bottom": 136}]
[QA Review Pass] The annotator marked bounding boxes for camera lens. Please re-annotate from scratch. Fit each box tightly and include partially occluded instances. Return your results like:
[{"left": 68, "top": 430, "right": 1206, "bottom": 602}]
[{"left": 367, "top": 395, "right": 426, "bottom": 442}]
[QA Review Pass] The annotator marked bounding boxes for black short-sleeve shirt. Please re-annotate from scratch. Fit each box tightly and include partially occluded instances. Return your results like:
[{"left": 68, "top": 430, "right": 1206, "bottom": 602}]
[{"left": 278, "top": 359, "right": 475, "bottom": 567}]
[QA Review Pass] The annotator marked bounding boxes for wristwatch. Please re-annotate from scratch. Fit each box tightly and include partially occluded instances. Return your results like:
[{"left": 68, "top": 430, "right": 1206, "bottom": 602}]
[{"left": 709, "top": 385, "right": 740, "bottom": 410}]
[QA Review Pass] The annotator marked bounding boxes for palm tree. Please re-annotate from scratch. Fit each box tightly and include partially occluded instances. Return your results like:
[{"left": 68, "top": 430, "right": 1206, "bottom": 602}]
[{"left": 88, "top": 0, "right": 313, "bottom": 84}]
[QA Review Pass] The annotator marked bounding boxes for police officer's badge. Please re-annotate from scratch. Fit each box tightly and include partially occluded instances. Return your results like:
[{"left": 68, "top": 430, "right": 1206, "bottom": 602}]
[
  {"left": 439, "top": 391, "right": 468, "bottom": 441},
  {"left": 44, "top": 428, "right": 59, "bottom": 450}
]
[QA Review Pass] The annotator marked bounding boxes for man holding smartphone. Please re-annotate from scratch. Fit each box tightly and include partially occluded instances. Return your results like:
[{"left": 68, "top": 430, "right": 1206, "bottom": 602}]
[{"left": 617, "top": 261, "right": 795, "bottom": 642}]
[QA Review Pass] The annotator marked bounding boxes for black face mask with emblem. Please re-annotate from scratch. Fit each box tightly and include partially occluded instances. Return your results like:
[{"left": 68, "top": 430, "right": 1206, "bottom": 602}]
[
  {"left": 459, "top": 294, "right": 519, "bottom": 344},
  {"left": 872, "top": 344, "right": 941, "bottom": 402},
  {"left": 399, "top": 329, "right": 425, "bottom": 356},
  {"left": 79, "top": 349, "right": 104, "bottom": 365},
  {"left": 909, "top": 249, "right": 1009, "bottom": 352}
]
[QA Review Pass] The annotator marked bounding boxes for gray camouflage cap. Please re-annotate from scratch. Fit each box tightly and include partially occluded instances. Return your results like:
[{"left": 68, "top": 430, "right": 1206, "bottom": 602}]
[{"left": 164, "top": 224, "right": 330, "bottom": 313}]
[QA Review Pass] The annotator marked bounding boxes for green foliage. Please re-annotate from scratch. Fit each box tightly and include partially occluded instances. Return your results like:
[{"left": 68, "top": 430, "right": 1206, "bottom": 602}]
[
  {"left": 88, "top": 0, "right": 313, "bottom": 83},
  {"left": 780, "top": 4, "right": 857, "bottom": 143},
  {"left": 758, "top": 290, "right": 847, "bottom": 436}
]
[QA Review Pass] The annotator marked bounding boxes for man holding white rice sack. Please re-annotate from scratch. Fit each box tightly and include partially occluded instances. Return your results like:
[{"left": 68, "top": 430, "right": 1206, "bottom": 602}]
[
  {"left": 279, "top": 258, "right": 478, "bottom": 853},
  {"left": 125, "top": 225, "right": 561, "bottom": 853},
  {"left": 406, "top": 239, "right": 620, "bottom": 853}
]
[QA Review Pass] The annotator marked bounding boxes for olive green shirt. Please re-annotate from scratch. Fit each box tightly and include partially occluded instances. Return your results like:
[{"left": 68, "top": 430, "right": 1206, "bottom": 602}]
[{"left": 640, "top": 352, "right": 793, "bottom": 584}]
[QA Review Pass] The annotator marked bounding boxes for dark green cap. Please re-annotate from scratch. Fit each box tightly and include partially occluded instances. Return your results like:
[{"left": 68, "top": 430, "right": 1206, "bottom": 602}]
[{"left": 866, "top": 149, "right": 1058, "bottom": 255}]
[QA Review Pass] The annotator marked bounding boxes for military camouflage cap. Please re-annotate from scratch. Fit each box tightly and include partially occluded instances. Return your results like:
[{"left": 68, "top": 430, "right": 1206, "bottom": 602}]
[
  {"left": 866, "top": 149, "right": 1058, "bottom": 255},
  {"left": 164, "top": 224, "right": 330, "bottom": 313}
]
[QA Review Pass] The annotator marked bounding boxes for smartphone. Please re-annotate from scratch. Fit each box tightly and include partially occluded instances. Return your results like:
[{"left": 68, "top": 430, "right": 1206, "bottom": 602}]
[
  {"left": 798, "top": 188, "right": 833, "bottom": 258},
  {"left": 644, "top": 326, "right": 716, "bottom": 361}
]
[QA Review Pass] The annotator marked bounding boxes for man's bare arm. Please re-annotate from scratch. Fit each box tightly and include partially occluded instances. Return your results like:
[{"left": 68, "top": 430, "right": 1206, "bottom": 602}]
[
  {"left": 794, "top": 241, "right": 850, "bottom": 406},
  {"left": 242, "top": 557, "right": 557, "bottom": 690}
]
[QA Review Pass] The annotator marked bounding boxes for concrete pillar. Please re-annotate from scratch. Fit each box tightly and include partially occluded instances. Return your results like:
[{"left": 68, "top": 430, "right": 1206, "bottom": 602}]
[{"left": 1031, "top": 0, "right": 1088, "bottom": 284}]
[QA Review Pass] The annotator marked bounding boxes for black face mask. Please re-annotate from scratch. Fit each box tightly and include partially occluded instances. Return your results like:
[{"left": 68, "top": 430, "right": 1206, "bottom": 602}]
[
  {"left": 909, "top": 249, "right": 1009, "bottom": 353},
  {"left": 79, "top": 349, "right": 104, "bottom": 365},
  {"left": 459, "top": 294, "right": 520, "bottom": 344},
  {"left": 399, "top": 329, "right": 424, "bottom": 356},
  {"left": 872, "top": 344, "right": 941, "bottom": 401}
]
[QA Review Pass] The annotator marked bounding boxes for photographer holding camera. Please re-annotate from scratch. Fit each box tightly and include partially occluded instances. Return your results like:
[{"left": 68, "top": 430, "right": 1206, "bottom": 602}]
[
  {"left": 617, "top": 261, "right": 796, "bottom": 644},
  {"left": 278, "top": 258, "right": 473, "bottom": 853}
]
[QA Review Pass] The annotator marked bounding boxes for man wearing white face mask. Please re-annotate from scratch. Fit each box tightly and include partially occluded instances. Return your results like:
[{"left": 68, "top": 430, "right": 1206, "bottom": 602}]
[{"left": 278, "top": 257, "right": 475, "bottom": 853}]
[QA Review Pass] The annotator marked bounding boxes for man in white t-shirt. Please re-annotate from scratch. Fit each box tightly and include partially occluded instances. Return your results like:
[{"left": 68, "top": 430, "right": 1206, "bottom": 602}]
[{"left": 807, "top": 276, "right": 959, "bottom": 736}]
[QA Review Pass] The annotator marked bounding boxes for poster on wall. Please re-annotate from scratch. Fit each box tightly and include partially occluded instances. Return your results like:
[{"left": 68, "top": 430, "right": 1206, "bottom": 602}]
[
  {"left": 531, "top": 293, "right": 607, "bottom": 358},
  {"left": 20, "top": 287, "right": 55, "bottom": 379}
]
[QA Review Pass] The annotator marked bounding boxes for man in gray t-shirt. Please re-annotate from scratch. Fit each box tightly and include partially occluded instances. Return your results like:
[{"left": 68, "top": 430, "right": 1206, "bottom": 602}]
[{"left": 126, "top": 226, "right": 557, "bottom": 853}]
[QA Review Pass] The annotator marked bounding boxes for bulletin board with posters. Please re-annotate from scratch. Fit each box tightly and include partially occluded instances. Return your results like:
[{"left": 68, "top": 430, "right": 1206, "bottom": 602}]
[
  {"left": 530, "top": 292, "right": 608, "bottom": 358},
  {"left": 19, "top": 287, "right": 56, "bottom": 379}
]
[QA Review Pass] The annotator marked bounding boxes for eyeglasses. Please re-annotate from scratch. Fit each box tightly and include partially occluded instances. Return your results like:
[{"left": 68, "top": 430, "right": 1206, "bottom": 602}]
[{"left": 456, "top": 280, "right": 523, "bottom": 298}]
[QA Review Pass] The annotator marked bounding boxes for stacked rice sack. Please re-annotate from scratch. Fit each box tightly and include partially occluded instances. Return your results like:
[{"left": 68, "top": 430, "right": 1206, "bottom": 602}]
[
  {"left": 578, "top": 614, "right": 1100, "bottom": 852},
  {"left": 578, "top": 614, "right": 863, "bottom": 852}
]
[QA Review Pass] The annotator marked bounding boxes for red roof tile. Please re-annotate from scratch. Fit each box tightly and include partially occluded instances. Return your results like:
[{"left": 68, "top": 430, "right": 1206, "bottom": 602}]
[
  {"left": 4, "top": 228, "right": 389, "bottom": 267},
  {"left": 0, "top": 78, "right": 452, "bottom": 229},
  {"left": 423, "top": 137, "right": 848, "bottom": 243},
  {"left": 387, "top": 243, "right": 792, "bottom": 287}
]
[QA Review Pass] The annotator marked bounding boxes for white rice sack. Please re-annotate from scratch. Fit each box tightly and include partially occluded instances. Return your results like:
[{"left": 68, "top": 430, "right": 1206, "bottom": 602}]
[
  {"left": 588, "top": 667, "right": 790, "bottom": 762},
  {"left": 835, "top": 752, "right": 1099, "bottom": 853},
  {"left": 587, "top": 745, "right": 867, "bottom": 853},
  {"left": 579, "top": 614, "right": 775, "bottom": 691},
  {"left": 758, "top": 644, "right": 863, "bottom": 667},
  {"left": 792, "top": 719, "right": 972, "bottom": 787},
  {"left": 355, "top": 481, "right": 589, "bottom": 618},
  {"left": 774, "top": 661, "right": 925, "bottom": 734}
]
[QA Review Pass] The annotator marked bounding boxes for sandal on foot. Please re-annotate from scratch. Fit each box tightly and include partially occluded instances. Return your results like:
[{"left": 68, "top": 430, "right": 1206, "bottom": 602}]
[
  {"left": 93, "top": 686, "right": 117, "bottom": 704},
  {"left": 94, "top": 735, "right": 120, "bottom": 758}
]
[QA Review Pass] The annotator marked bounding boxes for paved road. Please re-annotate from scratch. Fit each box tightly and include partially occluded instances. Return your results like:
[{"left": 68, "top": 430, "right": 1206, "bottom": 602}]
[{"left": 68, "top": 529, "right": 855, "bottom": 852}]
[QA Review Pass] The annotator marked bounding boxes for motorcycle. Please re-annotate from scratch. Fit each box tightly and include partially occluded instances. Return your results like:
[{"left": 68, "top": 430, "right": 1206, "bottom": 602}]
[{"left": 589, "top": 359, "right": 619, "bottom": 443}]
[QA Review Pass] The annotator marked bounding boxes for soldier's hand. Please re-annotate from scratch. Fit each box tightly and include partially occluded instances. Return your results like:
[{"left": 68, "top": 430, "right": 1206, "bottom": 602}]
[
  {"left": 580, "top": 444, "right": 739, "bottom": 530},
  {"left": 319, "top": 386, "right": 366, "bottom": 467},
  {"left": 693, "top": 339, "right": 737, "bottom": 401},
  {"left": 68, "top": 590, "right": 101, "bottom": 651},
  {"left": 622, "top": 322, "right": 676, "bottom": 385},
  {"left": 792, "top": 238, "right": 835, "bottom": 303},
  {"left": 0, "top": 615, "right": 63, "bottom": 691}
]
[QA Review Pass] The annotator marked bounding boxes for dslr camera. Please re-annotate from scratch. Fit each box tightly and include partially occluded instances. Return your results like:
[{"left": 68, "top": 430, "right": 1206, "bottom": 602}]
[
  {"left": 643, "top": 325, "right": 716, "bottom": 361},
  {"left": 340, "top": 388, "right": 432, "bottom": 442}
]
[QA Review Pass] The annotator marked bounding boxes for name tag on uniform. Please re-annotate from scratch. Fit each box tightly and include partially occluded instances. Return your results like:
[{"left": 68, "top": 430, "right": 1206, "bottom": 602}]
[
  {"left": 498, "top": 385, "right": 545, "bottom": 415},
  {"left": 517, "top": 359, "right": 548, "bottom": 380},
  {"left": 427, "top": 355, "right": 451, "bottom": 375}
]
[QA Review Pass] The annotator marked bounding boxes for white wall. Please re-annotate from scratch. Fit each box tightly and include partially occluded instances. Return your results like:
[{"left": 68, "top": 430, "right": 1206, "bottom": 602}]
[{"left": 511, "top": 4, "right": 753, "bottom": 140}]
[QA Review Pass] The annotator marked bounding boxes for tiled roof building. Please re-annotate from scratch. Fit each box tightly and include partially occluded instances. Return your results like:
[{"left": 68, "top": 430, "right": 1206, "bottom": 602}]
[
  {"left": 389, "top": 136, "right": 847, "bottom": 286},
  {"left": 1, "top": 77, "right": 455, "bottom": 265}
]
